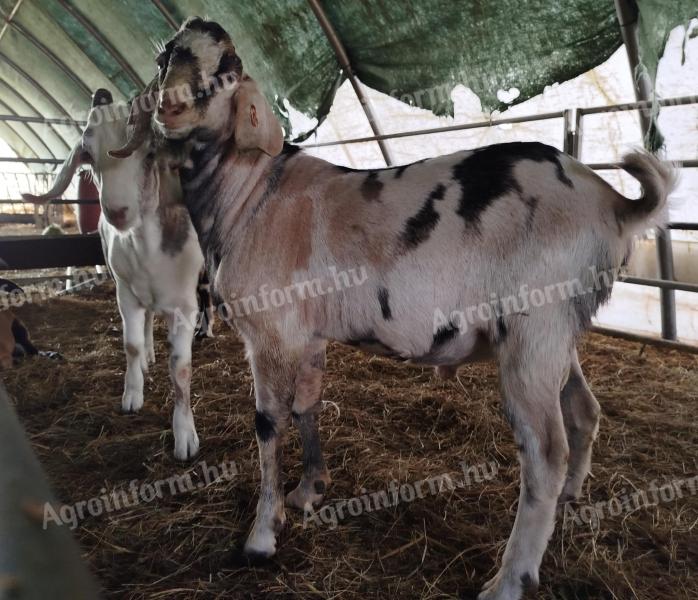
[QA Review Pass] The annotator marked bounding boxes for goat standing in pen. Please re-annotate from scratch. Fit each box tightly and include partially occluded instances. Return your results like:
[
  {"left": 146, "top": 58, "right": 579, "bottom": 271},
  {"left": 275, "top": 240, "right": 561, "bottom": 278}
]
[
  {"left": 113, "top": 18, "right": 675, "bottom": 600},
  {"left": 23, "top": 90, "right": 212, "bottom": 461}
]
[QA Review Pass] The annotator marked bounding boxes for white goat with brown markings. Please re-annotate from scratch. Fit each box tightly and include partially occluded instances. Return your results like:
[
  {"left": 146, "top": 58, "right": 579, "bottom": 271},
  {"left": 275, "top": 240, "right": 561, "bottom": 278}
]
[
  {"left": 23, "top": 89, "right": 209, "bottom": 461},
  {"left": 113, "top": 18, "right": 676, "bottom": 600}
]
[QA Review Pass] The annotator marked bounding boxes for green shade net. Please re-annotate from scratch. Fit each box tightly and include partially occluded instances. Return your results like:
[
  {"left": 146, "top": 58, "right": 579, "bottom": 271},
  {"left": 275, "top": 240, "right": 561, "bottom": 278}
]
[
  {"left": 0, "top": 0, "right": 695, "bottom": 156},
  {"left": 635, "top": 0, "right": 698, "bottom": 150}
]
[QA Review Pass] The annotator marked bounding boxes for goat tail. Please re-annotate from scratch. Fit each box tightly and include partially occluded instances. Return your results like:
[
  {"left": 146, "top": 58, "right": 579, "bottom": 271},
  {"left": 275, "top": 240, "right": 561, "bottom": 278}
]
[{"left": 616, "top": 150, "right": 677, "bottom": 234}]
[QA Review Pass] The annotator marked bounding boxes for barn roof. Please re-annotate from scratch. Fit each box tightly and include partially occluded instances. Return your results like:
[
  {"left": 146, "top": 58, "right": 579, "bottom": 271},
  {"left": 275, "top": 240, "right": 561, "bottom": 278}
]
[{"left": 0, "top": 0, "right": 695, "bottom": 161}]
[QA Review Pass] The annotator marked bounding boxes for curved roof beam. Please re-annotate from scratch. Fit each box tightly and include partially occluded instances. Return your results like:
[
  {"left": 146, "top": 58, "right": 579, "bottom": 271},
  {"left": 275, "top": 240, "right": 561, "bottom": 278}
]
[
  {"left": 0, "top": 52, "right": 83, "bottom": 136},
  {"left": 54, "top": 0, "right": 145, "bottom": 90},
  {"left": 0, "top": 98, "right": 56, "bottom": 159},
  {"left": 306, "top": 0, "right": 393, "bottom": 166},
  {"left": 151, "top": 0, "right": 179, "bottom": 31},
  {"left": 0, "top": 122, "right": 39, "bottom": 160},
  {"left": 8, "top": 20, "right": 92, "bottom": 98},
  {"left": 0, "top": 0, "right": 24, "bottom": 42},
  {"left": 0, "top": 77, "right": 72, "bottom": 154}
]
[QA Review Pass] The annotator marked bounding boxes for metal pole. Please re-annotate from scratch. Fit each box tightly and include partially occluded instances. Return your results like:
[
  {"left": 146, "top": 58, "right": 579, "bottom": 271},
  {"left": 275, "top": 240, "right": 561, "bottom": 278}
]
[
  {"left": 300, "top": 94, "right": 697, "bottom": 149},
  {"left": 614, "top": 0, "right": 677, "bottom": 340},
  {"left": 580, "top": 94, "right": 698, "bottom": 115},
  {"left": 0, "top": 114, "right": 86, "bottom": 126},
  {"left": 306, "top": 0, "right": 394, "bottom": 166},
  {"left": 591, "top": 326, "right": 698, "bottom": 354},
  {"left": 303, "top": 109, "right": 565, "bottom": 148},
  {"left": 151, "top": 0, "right": 179, "bottom": 30},
  {"left": 563, "top": 108, "right": 581, "bottom": 157},
  {"left": 0, "top": 157, "right": 63, "bottom": 164},
  {"left": 588, "top": 159, "right": 698, "bottom": 169}
]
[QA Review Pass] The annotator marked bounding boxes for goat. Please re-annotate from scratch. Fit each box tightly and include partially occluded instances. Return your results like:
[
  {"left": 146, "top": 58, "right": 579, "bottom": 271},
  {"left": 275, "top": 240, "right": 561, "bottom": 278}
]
[
  {"left": 23, "top": 89, "right": 208, "bottom": 461},
  {"left": 113, "top": 18, "right": 676, "bottom": 600}
]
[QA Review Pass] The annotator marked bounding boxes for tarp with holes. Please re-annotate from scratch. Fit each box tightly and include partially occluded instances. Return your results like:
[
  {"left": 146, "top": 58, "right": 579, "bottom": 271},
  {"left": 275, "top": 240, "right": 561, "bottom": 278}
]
[{"left": 0, "top": 0, "right": 695, "bottom": 160}]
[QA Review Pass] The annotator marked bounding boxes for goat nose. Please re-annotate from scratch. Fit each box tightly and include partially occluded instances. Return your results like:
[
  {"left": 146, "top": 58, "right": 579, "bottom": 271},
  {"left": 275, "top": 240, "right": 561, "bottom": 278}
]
[
  {"left": 105, "top": 206, "right": 128, "bottom": 226},
  {"left": 157, "top": 96, "right": 186, "bottom": 118}
]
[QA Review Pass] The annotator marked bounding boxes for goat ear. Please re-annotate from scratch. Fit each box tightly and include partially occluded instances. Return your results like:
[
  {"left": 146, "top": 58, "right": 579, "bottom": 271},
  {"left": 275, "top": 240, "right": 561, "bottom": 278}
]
[{"left": 233, "top": 78, "right": 283, "bottom": 157}]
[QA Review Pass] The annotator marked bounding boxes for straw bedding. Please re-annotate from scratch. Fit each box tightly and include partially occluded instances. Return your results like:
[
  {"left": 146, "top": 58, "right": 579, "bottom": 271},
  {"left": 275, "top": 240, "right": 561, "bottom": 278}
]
[{"left": 3, "top": 283, "right": 697, "bottom": 599}]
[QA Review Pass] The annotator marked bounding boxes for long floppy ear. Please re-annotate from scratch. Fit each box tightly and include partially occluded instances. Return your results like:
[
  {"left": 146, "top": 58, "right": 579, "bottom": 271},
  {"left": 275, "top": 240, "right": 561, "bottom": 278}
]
[
  {"left": 21, "top": 142, "right": 87, "bottom": 203},
  {"left": 233, "top": 78, "right": 283, "bottom": 157}
]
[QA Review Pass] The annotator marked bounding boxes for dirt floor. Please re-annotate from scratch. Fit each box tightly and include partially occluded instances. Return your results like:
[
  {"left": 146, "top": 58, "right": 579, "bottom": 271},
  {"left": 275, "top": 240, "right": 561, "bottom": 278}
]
[{"left": 3, "top": 283, "right": 697, "bottom": 599}]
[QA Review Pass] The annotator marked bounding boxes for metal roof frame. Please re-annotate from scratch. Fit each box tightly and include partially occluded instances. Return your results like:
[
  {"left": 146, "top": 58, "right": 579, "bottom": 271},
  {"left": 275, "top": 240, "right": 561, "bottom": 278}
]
[
  {"left": 614, "top": 0, "right": 677, "bottom": 342},
  {"left": 306, "top": 0, "right": 394, "bottom": 166},
  {"left": 151, "top": 0, "right": 179, "bottom": 31},
  {"left": 0, "top": 77, "right": 72, "bottom": 153},
  {"left": 0, "top": 98, "right": 55, "bottom": 158},
  {"left": 54, "top": 0, "right": 145, "bottom": 90},
  {"left": 8, "top": 20, "right": 92, "bottom": 98},
  {"left": 0, "top": 51, "right": 82, "bottom": 135}
]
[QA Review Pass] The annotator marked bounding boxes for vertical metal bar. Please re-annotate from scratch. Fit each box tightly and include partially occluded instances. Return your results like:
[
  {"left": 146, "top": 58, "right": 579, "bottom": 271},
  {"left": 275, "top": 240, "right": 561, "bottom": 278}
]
[
  {"left": 614, "top": 0, "right": 676, "bottom": 340},
  {"left": 573, "top": 108, "right": 583, "bottom": 159},
  {"left": 306, "top": 0, "right": 394, "bottom": 166},
  {"left": 563, "top": 108, "right": 581, "bottom": 157},
  {"left": 655, "top": 227, "right": 677, "bottom": 337}
]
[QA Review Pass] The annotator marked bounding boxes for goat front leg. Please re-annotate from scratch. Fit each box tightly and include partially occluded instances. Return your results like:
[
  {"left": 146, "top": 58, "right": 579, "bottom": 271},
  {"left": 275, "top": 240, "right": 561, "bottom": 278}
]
[
  {"left": 117, "top": 282, "right": 146, "bottom": 413},
  {"left": 194, "top": 269, "right": 215, "bottom": 339},
  {"left": 479, "top": 331, "right": 570, "bottom": 600},
  {"left": 165, "top": 307, "right": 199, "bottom": 460},
  {"left": 144, "top": 309, "right": 155, "bottom": 365},
  {"left": 286, "top": 340, "right": 331, "bottom": 511},
  {"left": 244, "top": 346, "right": 297, "bottom": 559}
]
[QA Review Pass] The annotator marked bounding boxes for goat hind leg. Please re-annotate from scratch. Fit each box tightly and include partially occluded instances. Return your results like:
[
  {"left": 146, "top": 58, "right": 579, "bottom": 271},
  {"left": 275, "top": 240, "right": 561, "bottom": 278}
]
[
  {"left": 559, "top": 348, "right": 600, "bottom": 502},
  {"left": 479, "top": 336, "right": 570, "bottom": 600}
]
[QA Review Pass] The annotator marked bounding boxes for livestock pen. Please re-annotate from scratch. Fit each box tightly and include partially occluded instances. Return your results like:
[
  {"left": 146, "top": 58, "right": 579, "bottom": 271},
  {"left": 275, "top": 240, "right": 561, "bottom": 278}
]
[{"left": 1, "top": 2, "right": 697, "bottom": 599}]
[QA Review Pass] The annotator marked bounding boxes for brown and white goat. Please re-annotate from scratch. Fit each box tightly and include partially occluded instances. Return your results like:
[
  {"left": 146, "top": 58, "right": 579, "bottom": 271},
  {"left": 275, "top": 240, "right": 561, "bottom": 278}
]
[
  {"left": 113, "top": 18, "right": 676, "bottom": 600},
  {"left": 23, "top": 90, "right": 208, "bottom": 460}
]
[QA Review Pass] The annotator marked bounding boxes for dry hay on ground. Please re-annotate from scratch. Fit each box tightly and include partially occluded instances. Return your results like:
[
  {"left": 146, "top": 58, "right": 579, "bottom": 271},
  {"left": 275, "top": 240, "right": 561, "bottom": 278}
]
[{"left": 3, "top": 283, "right": 697, "bottom": 599}]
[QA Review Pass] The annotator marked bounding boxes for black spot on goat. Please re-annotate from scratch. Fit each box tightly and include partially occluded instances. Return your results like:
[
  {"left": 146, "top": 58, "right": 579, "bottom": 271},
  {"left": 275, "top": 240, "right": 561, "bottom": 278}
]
[{"left": 400, "top": 184, "right": 446, "bottom": 250}]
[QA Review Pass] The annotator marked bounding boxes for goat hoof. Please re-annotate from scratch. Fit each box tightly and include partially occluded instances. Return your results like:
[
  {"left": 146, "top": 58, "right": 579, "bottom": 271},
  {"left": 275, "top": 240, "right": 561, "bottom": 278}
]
[
  {"left": 243, "top": 530, "right": 278, "bottom": 560},
  {"left": 285, "top": 484, "right": 325, "bottom": 511},
  {"left": 121, "top": 389, "right": 144, "bottom": 413},
  {"left": 173, "top": 428, "right": 199, "bottom": 461},
  {"left": 478, "top": 569, "right": 537, "bottom": 600}
]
